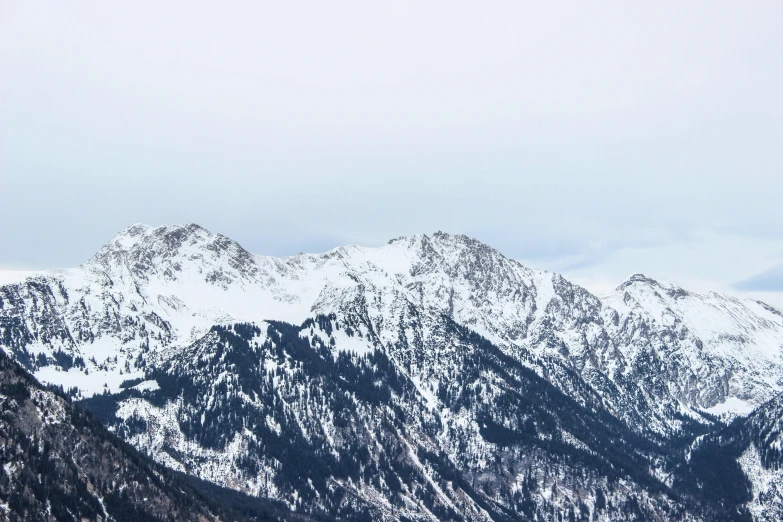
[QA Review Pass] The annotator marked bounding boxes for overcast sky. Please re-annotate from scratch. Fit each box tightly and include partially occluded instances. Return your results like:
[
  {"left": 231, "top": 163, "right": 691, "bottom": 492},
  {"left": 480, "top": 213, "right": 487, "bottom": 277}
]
[{"left": 1, "top": 1, "right": 782, "bottom": 306}]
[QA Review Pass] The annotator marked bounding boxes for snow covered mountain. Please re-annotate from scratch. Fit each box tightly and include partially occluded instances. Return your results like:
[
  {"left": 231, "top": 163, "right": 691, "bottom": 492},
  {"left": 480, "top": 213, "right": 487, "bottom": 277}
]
[
  {"left": 604, "top": 274, "right": 783, "bottom": 418},
  {"left": 3, "top": 223, "right": 781, "bottom": 421},
  {"left": 3, "top": 222, "right": 783, "bottom": 520},
  {"left": 85, "top": 319, "right": 709, "bottom": 521}
]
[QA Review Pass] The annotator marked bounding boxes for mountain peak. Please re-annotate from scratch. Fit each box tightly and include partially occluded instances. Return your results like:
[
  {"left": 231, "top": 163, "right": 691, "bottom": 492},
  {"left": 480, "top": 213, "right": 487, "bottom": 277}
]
[
  {"left": 109, "top": 222, "right": 154, "bottom": 248},
  {"left": 618, "top": 273, "right": 657, "bottom": 288},
  {"left": 615, "top": 273, "right": 690, "bottom": 300},
  {"left": 621, "top": 272, "right": 658, "bottom": 284},
  {"left": 85, "top": 223, "right": 258, "bottom": 284},
  {"left": 384, "top": 232, "right": 509, "bottom": 274},
  {"left": 102, "top": 223, "right": 210, "bottom": 252}
]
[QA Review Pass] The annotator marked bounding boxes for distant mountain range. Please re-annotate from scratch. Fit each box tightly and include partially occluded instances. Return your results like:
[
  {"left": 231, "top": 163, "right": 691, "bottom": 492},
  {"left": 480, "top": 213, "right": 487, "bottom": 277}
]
[{"left": 2, "top": 223, "right": 783, "bottom": 521}]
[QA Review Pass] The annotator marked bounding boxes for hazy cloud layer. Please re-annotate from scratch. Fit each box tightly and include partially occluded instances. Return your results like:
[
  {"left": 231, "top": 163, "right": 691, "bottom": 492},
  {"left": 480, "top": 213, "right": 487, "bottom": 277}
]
[
  {"left": 734, "top": 265, "right": 783, "bottom": 292},
  {"left": 1, "top": 2, "right": 782, "bottom": 302}
]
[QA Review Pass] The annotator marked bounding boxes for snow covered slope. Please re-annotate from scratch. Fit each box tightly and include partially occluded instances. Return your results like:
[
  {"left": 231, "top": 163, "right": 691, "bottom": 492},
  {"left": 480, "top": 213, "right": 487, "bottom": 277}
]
[
  {"left": 85, "top": 319, "right": 708, "bottom": 521},
  {"left": 604, "top": 274, "right": 783, "bottom": 418}
]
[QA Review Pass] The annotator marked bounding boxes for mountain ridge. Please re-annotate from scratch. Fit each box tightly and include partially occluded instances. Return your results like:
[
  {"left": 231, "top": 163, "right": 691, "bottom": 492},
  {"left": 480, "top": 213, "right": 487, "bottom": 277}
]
[{"left": 2, "top": 223, "right": 782, "bottom": 421}]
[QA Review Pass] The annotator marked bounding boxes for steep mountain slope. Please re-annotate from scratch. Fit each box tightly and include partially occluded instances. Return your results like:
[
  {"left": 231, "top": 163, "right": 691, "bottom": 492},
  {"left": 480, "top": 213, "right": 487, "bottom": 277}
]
[
  {"left": 736, "top": 393, "right": 783, "bottom": 521},
  {"left": 676, "top": 390, "right": 783, "bottom": 522},
  {"left": 0, "top": 348, "right": 306, "bottom": 522},
  {"left": 604, "top": 274, "right": 783, "bottom": 418},
  {"left": 86, "top": 319, "right": 711, "bottom": 521}
]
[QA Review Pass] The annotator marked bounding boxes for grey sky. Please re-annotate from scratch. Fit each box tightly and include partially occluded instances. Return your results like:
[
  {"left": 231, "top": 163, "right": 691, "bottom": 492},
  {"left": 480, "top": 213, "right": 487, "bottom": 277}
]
[{"left": 2, "top": 2, "right": 782, "bottom": 305}]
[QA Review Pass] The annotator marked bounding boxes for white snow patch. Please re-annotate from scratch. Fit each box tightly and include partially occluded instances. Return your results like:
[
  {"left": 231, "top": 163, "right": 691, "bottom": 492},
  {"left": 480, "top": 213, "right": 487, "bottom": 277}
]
[
  {"left": 705, "top": 396, "right": 755, "bottom": 418},
  {"left": 131, "top": 380, "right": 160, "bottom": 392}
]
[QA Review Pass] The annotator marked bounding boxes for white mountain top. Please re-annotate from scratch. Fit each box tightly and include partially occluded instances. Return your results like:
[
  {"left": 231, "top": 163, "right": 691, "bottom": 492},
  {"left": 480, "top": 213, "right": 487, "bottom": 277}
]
[
  {"left": 607, "top": 272, "right": 783, "bottom": 354},
  {"left": 2, "top": 223, "right": 782, "bottom": 425},
  {"left": 604, "top": 272, "right": 783, "bottom": 416}
]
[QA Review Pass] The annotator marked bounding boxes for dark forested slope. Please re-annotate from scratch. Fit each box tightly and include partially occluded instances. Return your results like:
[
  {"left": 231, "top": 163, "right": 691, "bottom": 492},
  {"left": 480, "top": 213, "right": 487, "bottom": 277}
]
[{"left": 0, "top": 349, "right": 308, "bottom": 522}]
